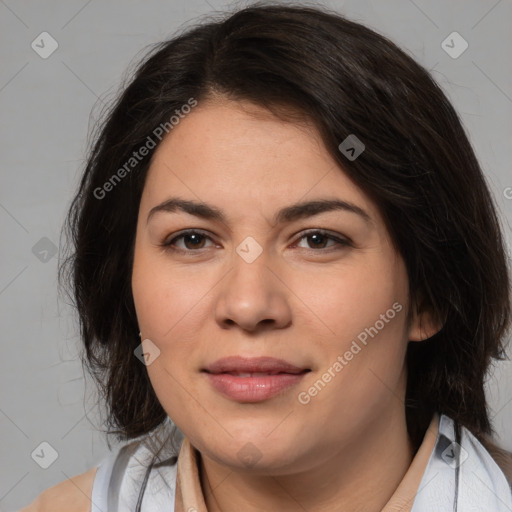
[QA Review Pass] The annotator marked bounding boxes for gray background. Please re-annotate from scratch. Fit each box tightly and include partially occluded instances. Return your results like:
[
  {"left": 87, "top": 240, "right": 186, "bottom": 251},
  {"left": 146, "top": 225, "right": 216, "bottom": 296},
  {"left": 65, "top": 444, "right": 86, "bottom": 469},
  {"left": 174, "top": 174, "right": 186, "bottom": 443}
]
[{"left": 1, "top": 0, "right": 511, "bottom": 509}]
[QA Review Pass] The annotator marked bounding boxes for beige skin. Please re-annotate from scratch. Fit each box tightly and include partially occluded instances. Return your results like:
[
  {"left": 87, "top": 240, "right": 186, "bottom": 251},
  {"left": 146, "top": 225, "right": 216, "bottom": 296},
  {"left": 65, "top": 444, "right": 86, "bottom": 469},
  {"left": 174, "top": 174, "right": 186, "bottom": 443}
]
[{"left": 130, "top": 97, "right": 441, "bottom": 512}]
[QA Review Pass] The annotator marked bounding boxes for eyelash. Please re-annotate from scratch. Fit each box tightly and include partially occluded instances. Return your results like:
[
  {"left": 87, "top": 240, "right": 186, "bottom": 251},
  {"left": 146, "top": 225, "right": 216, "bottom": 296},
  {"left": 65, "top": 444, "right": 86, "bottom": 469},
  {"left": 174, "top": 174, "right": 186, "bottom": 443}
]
[{"left": 161, "top": 229, "right": 352, "bottom": 254}]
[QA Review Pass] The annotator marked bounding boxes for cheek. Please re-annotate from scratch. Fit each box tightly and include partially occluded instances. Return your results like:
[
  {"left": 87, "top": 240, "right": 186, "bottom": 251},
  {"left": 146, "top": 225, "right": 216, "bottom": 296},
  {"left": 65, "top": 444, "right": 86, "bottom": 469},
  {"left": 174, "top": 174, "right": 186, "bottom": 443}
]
[
  {"left": 290, "top": 254, "right": 407, "bottom": 344},
  {"left": 292, "top": 256, "right": 409, "bottom": 413},
  {"left": 134, "top": 270, "right": 208, "bottom": 430},
  {"left": 132, "top": 247, "right": 213, "bottom": 340},
  {"left": 131, "top": 250, "right": 214, "bottom": 406}
]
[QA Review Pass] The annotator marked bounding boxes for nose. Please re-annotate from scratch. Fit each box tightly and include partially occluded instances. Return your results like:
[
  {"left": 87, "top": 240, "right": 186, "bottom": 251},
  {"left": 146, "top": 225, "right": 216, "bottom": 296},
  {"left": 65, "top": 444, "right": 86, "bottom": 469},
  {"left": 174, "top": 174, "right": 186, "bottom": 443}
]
[{"left": 214, "top": 249, "right": 292, "bottom": 332}]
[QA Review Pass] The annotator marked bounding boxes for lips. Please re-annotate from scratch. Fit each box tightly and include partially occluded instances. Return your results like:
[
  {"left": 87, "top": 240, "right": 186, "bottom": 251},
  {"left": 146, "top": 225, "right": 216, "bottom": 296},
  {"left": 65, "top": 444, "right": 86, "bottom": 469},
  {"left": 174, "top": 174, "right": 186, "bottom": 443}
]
[
  {"left": 203, "top": 356, "right": 309, "bottom": 375},
  {"left": 224, "top": 372, "right": 290, "bottom": 377},
  {"left": 202, "top": 356, "right": 311, "bottom": 402}
]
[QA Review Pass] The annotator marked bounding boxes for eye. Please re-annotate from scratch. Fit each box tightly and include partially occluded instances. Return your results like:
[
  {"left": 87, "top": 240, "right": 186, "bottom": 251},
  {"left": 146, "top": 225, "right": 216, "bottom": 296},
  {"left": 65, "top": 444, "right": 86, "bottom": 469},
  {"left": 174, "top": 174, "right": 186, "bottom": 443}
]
[
  {"left": 293, "top": 230, "right": 351, "bottom": 251},
  {"left": 162, "top": 230, "right": 216, "bottom": 252}
]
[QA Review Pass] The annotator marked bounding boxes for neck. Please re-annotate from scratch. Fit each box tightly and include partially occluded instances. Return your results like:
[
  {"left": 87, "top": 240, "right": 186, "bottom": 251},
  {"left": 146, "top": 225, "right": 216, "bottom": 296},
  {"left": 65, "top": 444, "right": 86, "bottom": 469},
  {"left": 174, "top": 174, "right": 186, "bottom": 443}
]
[{"left": 199, "top": 406, "right": 415, "bottom": 512}]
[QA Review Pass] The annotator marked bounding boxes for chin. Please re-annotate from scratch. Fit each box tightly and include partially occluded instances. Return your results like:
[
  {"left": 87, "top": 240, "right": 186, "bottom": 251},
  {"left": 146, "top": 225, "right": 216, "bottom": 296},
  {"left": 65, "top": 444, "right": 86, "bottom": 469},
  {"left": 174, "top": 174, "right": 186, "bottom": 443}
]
[{"left": 198, "top": 431, "right": 310, "bottom": 474}]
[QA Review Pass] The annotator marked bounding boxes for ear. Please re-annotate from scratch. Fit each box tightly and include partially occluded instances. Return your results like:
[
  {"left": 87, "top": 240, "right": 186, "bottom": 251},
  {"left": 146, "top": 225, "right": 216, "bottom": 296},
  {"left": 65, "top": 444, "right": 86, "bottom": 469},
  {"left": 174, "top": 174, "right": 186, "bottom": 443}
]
[{"left": 408, "top": 295, "right": 444, "bottom": 342}]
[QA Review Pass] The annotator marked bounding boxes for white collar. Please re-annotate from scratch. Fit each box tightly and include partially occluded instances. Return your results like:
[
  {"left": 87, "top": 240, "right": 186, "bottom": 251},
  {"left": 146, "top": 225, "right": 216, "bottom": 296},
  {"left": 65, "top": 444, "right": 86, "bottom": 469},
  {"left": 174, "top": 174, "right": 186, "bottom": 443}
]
[{"left": 411, "top": 414, "right": 512, "bottom": 511}]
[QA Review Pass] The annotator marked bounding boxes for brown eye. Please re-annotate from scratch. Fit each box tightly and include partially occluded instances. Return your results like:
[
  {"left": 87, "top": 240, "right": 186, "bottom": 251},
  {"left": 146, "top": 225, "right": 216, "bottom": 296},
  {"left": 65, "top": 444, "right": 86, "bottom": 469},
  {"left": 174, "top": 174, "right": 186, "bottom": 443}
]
[
  {"left": 295, "top": 230, "right": 351, "bottom": 251},
  {"left": 162, "top": 230, "right": 215, "bottom": 252}
]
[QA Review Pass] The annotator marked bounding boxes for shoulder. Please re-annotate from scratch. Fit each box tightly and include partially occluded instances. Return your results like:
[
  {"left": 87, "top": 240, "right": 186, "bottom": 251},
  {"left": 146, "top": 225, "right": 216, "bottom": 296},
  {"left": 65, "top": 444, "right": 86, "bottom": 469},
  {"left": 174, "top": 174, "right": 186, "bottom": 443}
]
[{"left": 20, "top": 466, "right": 97, "bottom": 512}]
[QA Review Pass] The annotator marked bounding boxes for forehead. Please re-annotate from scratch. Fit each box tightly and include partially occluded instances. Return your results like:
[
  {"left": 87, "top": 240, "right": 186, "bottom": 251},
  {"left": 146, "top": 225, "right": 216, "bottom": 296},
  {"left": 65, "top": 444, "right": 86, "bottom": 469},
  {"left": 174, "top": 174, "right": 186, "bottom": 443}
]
[
  {"left": 150, "top": 100, "right": 329, "bottom": 174},
  {"left": 142, "top": 99, "right": 379, "bottom": 224}
]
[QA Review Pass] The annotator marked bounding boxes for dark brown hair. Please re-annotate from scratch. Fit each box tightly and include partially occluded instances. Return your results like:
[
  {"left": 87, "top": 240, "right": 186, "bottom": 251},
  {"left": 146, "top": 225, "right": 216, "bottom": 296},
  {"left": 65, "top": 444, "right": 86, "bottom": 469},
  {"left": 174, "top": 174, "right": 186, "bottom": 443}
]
[{"left": 59, "top": 2, "right": 511, "bottom": 449}]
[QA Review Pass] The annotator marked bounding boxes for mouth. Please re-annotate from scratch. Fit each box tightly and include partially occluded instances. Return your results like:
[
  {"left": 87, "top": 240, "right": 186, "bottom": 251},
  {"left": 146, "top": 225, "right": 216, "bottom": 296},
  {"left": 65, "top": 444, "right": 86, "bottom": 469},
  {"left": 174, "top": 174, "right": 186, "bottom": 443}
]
[
  {"left": 203, "top": 355, "right": 310, "bottom": 375},
  {"left": 210, "top": 371, "right": 308, "bottom": 377},
  {"left": 202, "top": 356, "right": 311, "bottom": 402}
]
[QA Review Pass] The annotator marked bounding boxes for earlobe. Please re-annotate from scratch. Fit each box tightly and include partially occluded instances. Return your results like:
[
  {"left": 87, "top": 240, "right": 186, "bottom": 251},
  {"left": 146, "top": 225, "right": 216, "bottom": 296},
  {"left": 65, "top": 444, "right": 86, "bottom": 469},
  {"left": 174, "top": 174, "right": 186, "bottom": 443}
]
[{"left": 408, "top": 298, "right": 444, "bottom": 342}]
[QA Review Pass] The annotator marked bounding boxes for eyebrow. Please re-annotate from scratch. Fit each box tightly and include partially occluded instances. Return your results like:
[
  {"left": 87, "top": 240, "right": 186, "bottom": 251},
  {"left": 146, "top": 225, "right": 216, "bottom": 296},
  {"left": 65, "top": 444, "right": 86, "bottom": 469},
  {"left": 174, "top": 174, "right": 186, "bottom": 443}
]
[{"left": 146, "top": 197, "right": 373, "bottom": 226}]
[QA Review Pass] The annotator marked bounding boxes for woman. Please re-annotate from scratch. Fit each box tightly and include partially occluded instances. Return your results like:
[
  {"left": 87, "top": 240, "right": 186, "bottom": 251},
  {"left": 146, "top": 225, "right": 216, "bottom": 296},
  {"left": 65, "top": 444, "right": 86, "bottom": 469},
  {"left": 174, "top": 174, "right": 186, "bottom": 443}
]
[{"left": 21, "top": 3, "right": 512, "bottom": 511}]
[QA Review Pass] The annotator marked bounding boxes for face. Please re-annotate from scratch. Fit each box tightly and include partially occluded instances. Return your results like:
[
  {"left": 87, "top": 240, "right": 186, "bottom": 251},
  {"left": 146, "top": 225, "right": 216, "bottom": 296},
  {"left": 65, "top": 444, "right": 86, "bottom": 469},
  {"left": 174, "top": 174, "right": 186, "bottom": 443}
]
[{"left": 131, "top": 98, "right": 432, "bottom": 475}]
